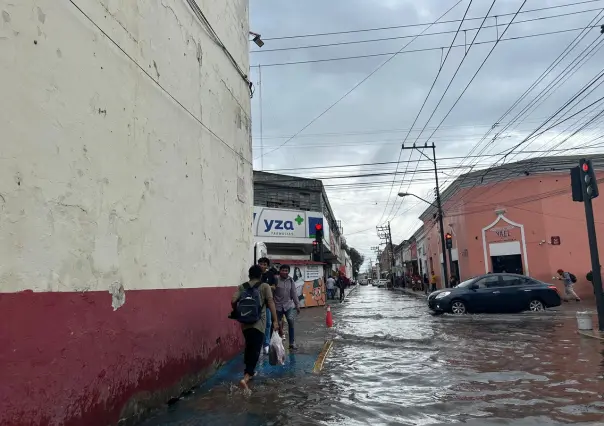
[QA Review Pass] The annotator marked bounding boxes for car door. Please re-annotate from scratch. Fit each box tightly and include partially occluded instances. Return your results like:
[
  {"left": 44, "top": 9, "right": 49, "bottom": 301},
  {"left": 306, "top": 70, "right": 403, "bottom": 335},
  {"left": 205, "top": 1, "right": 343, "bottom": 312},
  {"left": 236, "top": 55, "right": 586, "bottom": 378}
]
[
  {"left": 494, "top": 275, "right": 526, "bottom": 312},
  {"left": 466, "top": 275, "right": 501, "bottom": 313}
]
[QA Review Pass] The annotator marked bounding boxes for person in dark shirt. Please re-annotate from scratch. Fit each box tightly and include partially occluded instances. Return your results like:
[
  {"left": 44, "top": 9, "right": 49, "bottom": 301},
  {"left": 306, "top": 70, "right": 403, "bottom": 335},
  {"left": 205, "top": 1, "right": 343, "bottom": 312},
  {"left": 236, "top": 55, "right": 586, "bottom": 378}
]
[{"left": 258, "top": 257, "right": 278, "bottom": 354}]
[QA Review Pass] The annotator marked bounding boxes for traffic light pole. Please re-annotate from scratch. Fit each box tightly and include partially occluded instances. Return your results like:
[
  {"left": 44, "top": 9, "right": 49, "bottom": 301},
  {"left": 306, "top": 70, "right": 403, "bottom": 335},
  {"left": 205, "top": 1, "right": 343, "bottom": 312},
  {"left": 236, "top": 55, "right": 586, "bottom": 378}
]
[
  {"left": 582, "top": 196, "right": 604, "bottom": 330},
  {"left": 579, "top": 160, "right": 604, "bottom": 331}
]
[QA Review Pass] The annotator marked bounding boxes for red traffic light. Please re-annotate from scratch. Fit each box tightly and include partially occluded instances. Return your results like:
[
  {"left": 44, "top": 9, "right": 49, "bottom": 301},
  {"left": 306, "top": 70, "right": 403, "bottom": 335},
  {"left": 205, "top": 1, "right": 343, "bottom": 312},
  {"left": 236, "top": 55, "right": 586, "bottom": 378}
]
[
  {"left": 312, "top": 240, "right": 318, "bottom": 245},
  {"left": 582, "top": 163, "right": 589, "bottom": 172},
  {"left": 315, "top": 224, "right": 323, "bottom": 231},
  {"left": 445, "top": 233, "right": 452, "bottom": 239}
]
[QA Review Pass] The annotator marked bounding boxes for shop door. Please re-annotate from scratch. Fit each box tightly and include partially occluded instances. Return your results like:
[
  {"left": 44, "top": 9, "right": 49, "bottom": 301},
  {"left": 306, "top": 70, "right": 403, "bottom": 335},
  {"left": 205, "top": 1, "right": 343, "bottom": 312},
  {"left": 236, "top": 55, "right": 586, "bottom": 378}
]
[{"left": 491, "top": 255, "right": 523, "bottom": 275}]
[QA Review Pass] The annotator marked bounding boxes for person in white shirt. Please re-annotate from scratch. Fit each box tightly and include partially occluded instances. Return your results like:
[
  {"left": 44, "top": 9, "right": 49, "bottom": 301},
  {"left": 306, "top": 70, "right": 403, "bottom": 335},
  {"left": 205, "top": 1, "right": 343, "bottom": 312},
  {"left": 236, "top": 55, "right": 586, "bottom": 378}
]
[{"left": 326, "top": 276, "right": 336, "bottom": 300}]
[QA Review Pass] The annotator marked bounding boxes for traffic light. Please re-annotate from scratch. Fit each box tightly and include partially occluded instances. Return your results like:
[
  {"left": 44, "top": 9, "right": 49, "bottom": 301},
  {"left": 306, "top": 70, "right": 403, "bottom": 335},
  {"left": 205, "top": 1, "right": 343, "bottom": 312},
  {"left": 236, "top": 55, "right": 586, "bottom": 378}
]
[
  {"left": 315, "top": 223, "right": 323, "bottom": 241},
  {"left": 570, "top": 166, "right": 583, "bottom": 202},
  {"left": 445, "top": 232, "right": 453, "bottom": 249},
  {"left": 581, "top": 159, "right": 599, "bottom": 199},
  {"left": 313, "top": 223, "right": 323, "bottom": 262}
]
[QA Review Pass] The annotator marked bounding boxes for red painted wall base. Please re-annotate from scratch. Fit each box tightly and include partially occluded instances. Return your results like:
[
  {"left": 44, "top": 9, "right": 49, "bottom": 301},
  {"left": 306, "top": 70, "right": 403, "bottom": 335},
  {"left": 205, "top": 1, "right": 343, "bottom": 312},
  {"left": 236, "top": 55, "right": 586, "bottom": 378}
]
[{"left": 0, "top": 287, "right": 243, "bottom": 426}]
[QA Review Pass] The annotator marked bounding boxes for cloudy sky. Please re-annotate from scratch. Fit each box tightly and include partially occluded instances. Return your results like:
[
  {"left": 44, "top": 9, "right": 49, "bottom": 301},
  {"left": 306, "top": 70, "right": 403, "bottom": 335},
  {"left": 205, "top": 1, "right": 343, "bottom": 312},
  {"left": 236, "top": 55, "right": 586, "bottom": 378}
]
[{"left": 248, "top": 0, "right": 604, "bottom": 268}]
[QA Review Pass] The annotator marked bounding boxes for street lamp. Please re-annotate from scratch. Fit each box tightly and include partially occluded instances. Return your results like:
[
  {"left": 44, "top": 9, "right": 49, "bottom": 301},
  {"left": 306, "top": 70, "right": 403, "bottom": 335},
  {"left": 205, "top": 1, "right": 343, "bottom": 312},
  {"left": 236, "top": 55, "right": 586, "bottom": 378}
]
[{"left": 398, "top": 192, "right": 450, "bottom": 288}]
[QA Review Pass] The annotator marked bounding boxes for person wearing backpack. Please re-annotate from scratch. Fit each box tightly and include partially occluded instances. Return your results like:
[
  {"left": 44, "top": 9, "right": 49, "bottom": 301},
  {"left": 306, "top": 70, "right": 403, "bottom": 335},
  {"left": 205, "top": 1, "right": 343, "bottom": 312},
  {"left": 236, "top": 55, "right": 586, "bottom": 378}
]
[
  {"left": 257, "top": 257, "right": 278, "bottom": 354},
  {"left": 557, "top": 269, "right": 581, "bottom": 302},
  {"left": 230, "top": 265, "right": 278, "bottom": 391}
]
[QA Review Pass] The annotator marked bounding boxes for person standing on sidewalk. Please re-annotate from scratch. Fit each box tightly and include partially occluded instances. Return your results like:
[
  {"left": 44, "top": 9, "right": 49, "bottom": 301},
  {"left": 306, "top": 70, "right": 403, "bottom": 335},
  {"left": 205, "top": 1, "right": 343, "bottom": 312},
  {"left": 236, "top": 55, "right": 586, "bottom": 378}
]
[
  {"left": 231, "top": 265, "right": 278, "bottom": 391},
  {"left": 274, "top": 264, "right": 301, "bottom": 350},
  {"left": 430, "top": 271, "right": 438, "bottom": 293},
  {"left": 337, "top": 272, "right": 345, "bottom": 302},
  {"left": 258, "top": 257, "right": 278, "bottom": 354},
  {"left": 326, "top": 275, "right": 336, "bottom": 300},
  {"left": 557, "top": 269, "right": 581, "bottom": 302}
]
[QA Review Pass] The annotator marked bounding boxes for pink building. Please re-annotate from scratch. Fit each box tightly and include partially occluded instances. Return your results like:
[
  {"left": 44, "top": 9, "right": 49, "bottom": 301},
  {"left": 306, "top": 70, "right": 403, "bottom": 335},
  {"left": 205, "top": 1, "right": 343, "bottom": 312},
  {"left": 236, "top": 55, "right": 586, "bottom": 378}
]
[{"left": 419, "top": 155, "right": 604, "bottom": 300}]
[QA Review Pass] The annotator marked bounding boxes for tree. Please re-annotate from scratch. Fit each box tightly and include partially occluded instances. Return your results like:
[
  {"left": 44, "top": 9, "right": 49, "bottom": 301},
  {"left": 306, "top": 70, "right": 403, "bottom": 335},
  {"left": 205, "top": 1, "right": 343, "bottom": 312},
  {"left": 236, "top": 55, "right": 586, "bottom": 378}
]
[{"left": 347, "top": 247, "right": 365, "bottom": 278}]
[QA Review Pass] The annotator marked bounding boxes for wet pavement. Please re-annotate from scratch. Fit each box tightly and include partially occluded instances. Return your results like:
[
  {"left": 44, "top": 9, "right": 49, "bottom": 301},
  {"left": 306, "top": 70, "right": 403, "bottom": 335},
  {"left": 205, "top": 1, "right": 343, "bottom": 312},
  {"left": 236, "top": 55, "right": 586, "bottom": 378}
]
[{"left": 140, "top": 286, "right": 604, "bottom": 425}]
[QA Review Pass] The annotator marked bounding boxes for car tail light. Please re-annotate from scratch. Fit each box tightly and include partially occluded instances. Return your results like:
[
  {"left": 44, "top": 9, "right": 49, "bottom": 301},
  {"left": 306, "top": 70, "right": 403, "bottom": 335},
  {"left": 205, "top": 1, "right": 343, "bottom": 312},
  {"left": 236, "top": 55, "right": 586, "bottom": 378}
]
[{"left": 548, "top": 285, "right": 559, "bottom": 294}]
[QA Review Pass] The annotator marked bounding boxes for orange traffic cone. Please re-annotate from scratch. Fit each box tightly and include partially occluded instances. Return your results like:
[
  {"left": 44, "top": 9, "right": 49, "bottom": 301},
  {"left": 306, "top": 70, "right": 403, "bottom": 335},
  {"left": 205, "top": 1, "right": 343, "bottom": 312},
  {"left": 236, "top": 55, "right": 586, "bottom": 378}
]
[{"left": 326, "top": 305, "right": 333, "bottom": 328}]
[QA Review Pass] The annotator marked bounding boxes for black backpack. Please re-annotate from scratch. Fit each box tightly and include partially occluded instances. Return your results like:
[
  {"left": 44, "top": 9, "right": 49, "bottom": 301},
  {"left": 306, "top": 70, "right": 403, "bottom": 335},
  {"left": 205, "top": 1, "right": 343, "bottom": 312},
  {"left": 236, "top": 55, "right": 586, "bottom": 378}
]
[
  {"left": 569, "top": 273, "right": 577, "bottom": 283},
  {"left": 235, "top": 282, "right": 263, "bottom": 324}
]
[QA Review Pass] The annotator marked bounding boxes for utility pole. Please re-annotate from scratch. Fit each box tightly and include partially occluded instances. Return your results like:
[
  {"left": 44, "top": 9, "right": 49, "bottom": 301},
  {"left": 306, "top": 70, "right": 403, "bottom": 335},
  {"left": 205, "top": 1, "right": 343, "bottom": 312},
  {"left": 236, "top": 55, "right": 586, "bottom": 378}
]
[
  {"left": 371, "top": 246, "right": 382, "bottom": 280},
  {"left": 377, "top": 224, "right": 395, "bottom": 289},
  {"left": 571, "top": 159, "right": 604, "bottom": 330},
  {"left": 400, "top": 143, "right": 449, "bottom": 287}
]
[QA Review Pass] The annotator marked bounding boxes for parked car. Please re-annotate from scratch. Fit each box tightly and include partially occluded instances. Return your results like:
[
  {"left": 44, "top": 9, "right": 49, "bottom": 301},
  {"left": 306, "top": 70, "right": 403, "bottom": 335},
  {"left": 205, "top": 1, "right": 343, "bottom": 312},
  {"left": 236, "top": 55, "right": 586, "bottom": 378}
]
[
  {"left": 360, "top": 279, "right": 369, "bottom": 286},
  {"left": 371, "top": 280, "right": 378, "bottom": 287},
  {"left": 428, "top": 273, "right": 561, "bottom": 314},
  {"left": 377, "top": 279, "right": 387, "bottom": 288}
]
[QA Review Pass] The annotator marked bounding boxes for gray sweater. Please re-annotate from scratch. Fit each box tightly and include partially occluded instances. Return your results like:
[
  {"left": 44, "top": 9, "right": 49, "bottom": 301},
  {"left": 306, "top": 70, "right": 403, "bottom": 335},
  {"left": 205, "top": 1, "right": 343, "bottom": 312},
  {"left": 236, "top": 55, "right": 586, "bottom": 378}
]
[{"left": 273, "top": 276, "right": 300, "bottom": 312}]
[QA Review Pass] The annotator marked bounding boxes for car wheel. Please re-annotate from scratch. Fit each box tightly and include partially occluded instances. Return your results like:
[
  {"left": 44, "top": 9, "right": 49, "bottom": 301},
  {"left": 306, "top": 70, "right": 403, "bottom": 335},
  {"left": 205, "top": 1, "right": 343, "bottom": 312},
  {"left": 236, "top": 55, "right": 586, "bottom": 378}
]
[
  {"left": 529, "top": 299, "right": 545, "bottom": 312},
  {"left": 450, "top": 300, "right": 467, "bottom": 315}
]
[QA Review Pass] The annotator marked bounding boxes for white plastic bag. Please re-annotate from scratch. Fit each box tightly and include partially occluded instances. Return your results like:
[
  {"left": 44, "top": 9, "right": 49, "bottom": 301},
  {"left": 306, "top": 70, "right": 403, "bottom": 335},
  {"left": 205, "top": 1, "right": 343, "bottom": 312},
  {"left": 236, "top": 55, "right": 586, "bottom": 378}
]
[{"left": 268, "top": 331, "right": 285, "bottom": 366}]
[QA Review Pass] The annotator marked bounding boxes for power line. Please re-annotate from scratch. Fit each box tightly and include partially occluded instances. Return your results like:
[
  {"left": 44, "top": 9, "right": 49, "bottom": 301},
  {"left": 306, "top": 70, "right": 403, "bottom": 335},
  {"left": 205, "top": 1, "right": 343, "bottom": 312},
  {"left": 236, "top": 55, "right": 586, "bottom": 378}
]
[
  {"left": 66, "top": 0, "right": 251, "bottom": 165},
  {"left": 432, "top": 14, "right": 604, "bottom": 219},
  {"left": 259, "top": 144, "right": 604, "bottom": 173},
  {"left": 252, "top": 1, "right": 464, "bottom": 162},
  {"left": 447, "top": 15, "right": 604, "bottom": 182},
  {"left": 251, "top": 117, "right": 558, "bottom": 140},
  {"left": 251, "top": 26, "right": 599, "bottom": 67},
  {"left": 387, "top": 0, "right": 497, "bottom": 223},
  {"left": 252, "top": 7, "right": 601, "bottom": 53},
  {"left": 380, "top": 0, "right": 475, "bottom": 227},
  {"left": 259, "top": 0, "right": 603, "bottom": 41}
]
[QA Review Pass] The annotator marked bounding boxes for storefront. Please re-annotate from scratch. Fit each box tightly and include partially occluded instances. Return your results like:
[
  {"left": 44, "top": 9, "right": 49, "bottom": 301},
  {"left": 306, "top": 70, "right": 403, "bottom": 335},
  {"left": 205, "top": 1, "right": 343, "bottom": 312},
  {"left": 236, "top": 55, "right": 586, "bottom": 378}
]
[{"left": 268, "top": 259, "right": 327, "bottom": 308}]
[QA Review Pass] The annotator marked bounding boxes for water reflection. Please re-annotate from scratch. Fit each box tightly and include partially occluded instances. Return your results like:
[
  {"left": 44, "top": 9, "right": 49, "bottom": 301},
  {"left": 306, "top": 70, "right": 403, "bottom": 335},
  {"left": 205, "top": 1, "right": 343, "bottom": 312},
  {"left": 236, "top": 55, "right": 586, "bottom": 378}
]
[{"left": 141, "top": 286, "right": 604, "bottom": 425}]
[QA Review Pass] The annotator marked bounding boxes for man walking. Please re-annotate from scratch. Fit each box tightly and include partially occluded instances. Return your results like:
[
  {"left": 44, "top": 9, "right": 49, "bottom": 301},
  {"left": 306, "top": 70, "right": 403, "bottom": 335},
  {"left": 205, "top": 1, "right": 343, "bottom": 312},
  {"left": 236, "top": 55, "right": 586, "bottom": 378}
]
[
  {"left": 337, "top": 272, "right": 345, "bottom": 302},
  {"left": 557, "top": 269, "right": 581, "bottom": 302},
  {"left": 231, "top": 265, "right": 278, "bottom": 391},
  {"left": 326, "top": 274, "right": 336, "bottom": 300},
  {"left": 274, "top": 264, "right": 301, "bottom": 350},
  {"left": 258, "top": 257, "right": 277, "bottom": 354}
]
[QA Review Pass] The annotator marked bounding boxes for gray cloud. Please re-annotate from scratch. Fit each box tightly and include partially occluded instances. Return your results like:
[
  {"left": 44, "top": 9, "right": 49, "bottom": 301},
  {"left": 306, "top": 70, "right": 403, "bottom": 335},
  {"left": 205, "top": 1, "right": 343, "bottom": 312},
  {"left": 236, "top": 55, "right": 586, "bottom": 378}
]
[{"left": 250, "top": 0, "right": 604, "bottom": 266}]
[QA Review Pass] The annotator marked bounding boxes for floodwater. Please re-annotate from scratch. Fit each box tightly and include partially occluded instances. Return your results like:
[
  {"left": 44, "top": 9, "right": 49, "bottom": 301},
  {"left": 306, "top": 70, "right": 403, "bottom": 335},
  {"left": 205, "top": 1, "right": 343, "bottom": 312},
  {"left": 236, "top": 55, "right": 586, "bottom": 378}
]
[{"left": 141, "top": 286, "right": 604, "bottom": 425}]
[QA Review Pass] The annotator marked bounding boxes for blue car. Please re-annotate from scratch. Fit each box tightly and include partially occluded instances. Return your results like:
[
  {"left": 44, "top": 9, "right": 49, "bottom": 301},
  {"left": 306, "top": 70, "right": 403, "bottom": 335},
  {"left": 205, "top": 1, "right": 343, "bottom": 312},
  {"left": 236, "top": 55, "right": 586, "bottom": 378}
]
[{"left": 428, "top": 273, "right": 562, "bottom": 314}]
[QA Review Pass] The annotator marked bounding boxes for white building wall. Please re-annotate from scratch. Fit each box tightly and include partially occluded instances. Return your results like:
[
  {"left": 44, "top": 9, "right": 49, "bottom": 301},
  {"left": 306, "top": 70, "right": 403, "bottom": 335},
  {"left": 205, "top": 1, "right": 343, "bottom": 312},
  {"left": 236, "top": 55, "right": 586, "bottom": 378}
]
[{"left": 0, "top": 0, "right": 252, "bottom": 294}]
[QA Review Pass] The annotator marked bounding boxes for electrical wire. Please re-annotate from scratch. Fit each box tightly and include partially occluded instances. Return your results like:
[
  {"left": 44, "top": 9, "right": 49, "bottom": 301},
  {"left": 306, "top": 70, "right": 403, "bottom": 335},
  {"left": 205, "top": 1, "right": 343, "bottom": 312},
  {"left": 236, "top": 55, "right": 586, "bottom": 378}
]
[
  {"left": 252, "top": 7, "right": 601, "bottom": 53},
  {"left": 379, "top": 0, "right": 474, "bottom": 227},
  {"left": 184, "top": 0, "right": 253, "bottom": 97},
  {"left": 251, "top": 26, "right": 599, "bottom": 67},
  {"left": 252, "top": 1, "right": 463, "bottom": 162},
  {"left": 259, "top": 0, "right": 603, "bottom": 41},
  {"left": 66, "top": 0, "right": 251, "bottom": 165},
  {"left": 259, "top": 145, "right": 604, "bottom": 173},
  {"left": 436, "top": 11, "right": 604, "bottom": 191},
  {"left": 387, "top": 0, "right": 498, "bottom": 223}
]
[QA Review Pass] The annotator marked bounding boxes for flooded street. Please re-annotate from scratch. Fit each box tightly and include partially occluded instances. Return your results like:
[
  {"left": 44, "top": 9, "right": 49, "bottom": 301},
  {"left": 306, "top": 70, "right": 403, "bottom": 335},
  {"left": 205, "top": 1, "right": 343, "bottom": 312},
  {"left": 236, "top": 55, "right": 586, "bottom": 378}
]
[{"left": 142, "top": 286, "right": 604, "bottom": 425}]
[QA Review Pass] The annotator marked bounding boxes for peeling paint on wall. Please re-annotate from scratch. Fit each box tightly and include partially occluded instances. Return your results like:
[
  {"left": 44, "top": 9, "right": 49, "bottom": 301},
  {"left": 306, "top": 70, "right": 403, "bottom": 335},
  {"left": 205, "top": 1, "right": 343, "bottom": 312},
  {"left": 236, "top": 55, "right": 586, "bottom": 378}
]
[{"left": 109, "top": 281, "right": 125, "bottom": 310}]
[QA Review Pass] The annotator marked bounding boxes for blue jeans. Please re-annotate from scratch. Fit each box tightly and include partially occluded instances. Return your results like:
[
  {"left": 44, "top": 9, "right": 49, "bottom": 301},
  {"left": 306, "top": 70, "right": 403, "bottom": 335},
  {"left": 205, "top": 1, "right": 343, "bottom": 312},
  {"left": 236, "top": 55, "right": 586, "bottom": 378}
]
[
  {"left": 264, "top": 308, "right": 272, "bottom": 348},
  {"left": 277, "top": 308, "right": 296, "bottom": 346}
]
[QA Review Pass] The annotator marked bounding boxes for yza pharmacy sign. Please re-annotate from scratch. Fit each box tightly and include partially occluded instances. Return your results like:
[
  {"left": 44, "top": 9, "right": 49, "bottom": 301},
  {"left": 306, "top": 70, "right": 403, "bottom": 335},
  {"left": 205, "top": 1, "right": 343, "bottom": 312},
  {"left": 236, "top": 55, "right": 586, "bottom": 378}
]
[{"left": 253, "top": 207, "right": 323, "bottom": 238}]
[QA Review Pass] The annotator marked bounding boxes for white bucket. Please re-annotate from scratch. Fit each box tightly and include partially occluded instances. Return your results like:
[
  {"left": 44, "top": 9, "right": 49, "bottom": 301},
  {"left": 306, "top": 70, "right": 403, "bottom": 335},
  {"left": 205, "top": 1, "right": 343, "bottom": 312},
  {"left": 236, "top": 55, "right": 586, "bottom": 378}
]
[{"left": 576, "top": 311, "right": 593, "bottom": 331}]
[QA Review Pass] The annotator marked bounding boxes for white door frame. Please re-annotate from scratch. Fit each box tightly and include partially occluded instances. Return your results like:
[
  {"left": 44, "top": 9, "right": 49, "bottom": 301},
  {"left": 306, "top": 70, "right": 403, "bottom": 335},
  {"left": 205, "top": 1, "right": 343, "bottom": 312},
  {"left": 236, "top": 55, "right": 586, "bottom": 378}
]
[{"left": 481, "top": 213, "right": 529, "bottom": 275}]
